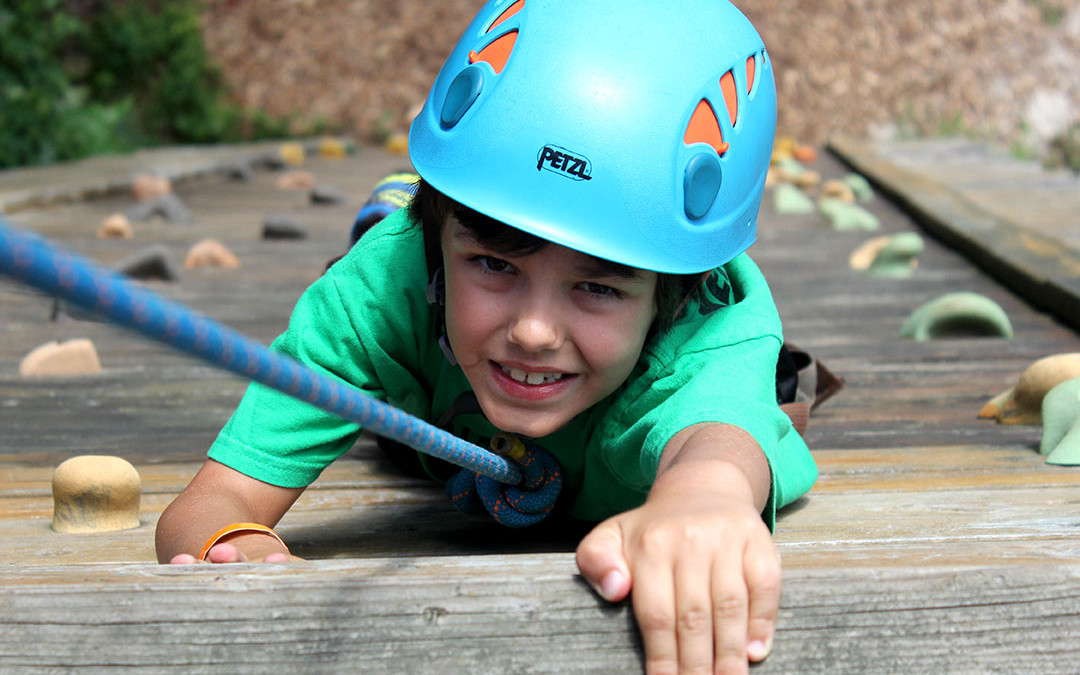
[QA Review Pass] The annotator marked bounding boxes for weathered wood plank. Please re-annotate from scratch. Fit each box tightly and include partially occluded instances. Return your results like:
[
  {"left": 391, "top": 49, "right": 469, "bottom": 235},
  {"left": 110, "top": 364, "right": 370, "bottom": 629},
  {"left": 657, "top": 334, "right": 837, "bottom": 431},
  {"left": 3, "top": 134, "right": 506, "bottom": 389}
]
[
  {"left": 828, "top": 135, "right": 1080, "bottom": 333},
  {"left": 4, "top": 445, "right": 1079, "bottom": 568},
  {"left": 2, "top": 144, "right": 1080, "bottom": 673},
  {"left": 0, "top": 557, "right": 1076, "bottom": 674}
]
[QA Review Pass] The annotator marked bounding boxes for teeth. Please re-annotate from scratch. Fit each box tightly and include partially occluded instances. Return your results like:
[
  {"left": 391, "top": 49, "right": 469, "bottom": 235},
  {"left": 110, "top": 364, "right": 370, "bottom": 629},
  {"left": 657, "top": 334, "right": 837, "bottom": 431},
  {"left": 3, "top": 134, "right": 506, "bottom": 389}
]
[{"left": 503, "top": 366, "right": 565, "bottom": 385}]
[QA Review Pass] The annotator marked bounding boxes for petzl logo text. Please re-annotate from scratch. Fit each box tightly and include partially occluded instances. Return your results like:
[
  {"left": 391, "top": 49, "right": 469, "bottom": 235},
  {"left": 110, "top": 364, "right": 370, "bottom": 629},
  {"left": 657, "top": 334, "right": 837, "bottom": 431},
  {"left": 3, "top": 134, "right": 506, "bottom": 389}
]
[{"left": 536, "top": 145, "right": 593, "bottom": 181}]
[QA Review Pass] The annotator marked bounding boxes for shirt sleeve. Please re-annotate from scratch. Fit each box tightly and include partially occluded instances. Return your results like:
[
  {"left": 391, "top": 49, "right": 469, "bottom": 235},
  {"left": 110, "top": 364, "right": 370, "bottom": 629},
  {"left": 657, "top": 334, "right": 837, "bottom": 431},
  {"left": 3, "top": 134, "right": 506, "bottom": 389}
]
[
  {"left": 579, "top": 255, "right": 818, "bottom": 528},
  {"left": 207, "top": 210, "right": 436, "bottom": 488}
]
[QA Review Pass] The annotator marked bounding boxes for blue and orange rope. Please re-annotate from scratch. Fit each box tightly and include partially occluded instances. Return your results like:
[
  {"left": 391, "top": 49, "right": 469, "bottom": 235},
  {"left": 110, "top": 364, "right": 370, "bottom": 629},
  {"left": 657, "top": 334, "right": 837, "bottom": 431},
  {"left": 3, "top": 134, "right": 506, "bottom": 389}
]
[{"left": 0, "top": 218, "right": 561, "bottom": 527}]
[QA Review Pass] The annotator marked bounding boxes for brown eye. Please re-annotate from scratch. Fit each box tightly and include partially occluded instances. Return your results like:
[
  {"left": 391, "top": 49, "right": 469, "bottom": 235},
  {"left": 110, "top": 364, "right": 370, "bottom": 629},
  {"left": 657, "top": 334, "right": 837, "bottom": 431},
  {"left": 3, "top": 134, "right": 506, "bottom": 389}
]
[
  {"left": 581, "top": 282, "right": 621, "bottom": 299},
  {"left": 478, "top": 256, "right": 511, "bottom": 273}
]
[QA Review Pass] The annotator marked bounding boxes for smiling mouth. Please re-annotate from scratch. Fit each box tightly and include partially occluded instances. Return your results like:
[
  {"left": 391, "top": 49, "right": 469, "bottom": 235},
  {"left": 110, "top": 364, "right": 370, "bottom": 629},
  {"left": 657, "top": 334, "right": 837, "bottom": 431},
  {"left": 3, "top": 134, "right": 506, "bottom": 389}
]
[{"left": 499, "top": 364, "right": 568, "bottom": 385}]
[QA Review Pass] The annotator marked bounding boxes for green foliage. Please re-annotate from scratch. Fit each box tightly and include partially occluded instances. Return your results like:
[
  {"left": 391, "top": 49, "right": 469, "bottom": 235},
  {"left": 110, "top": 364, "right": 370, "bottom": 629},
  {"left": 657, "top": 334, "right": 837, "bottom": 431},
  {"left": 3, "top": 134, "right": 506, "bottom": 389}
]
[
  {"left": 1026, "top": 0, "right": 1066, "bottom": 27},
  {"left": 0, "top": 0, "right": 297, "bottom": 169},
  {"left": 1044, "top": 120, "right": 1080, "bottom": 173},
  {"left": 0, "top": 0, "right": 131, "bottom": 166},
  {"left": 82, "top": 0, "right": 241, "bottom": 144}
]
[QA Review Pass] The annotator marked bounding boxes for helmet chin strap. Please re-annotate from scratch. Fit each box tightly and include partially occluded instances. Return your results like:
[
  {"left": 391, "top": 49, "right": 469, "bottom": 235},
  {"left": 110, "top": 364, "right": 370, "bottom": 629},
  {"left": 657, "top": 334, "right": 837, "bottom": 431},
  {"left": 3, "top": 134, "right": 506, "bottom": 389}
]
[{"left": 426, "top": 266, "right": 458, "bottom": 365}]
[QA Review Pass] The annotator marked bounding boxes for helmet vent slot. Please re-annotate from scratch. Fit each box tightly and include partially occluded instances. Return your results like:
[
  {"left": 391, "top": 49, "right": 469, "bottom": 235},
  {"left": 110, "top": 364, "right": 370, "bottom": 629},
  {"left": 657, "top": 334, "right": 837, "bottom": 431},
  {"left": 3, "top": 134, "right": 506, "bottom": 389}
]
[
  {"left": 486, "top": 0, "right": 524, "bottom": 33},
  {"left": 719, "top": 70, "right": 738, "bottom": 126},
  {"left": 469, "top": 30, "right": 518, "bottom": 74},
  {"left": 684, "top": 100, "right": 729, "bottom": 157},
  {"left": 746, "top": 55, "right": 756, "bottom": 95}
]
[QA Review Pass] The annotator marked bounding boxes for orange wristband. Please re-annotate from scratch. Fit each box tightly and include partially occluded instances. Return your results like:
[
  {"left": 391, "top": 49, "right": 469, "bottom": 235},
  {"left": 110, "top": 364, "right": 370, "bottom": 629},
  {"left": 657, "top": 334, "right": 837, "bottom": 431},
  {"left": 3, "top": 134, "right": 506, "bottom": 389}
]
[{"left": 198, "top": 522, "right": 288, "bottom": 561}]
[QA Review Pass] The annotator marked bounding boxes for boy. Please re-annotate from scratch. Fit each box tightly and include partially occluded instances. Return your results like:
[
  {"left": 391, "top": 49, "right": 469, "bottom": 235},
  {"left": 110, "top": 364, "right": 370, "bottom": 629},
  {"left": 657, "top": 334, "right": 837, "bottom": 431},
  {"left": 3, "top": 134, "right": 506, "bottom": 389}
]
[{"left": 157, "top": 2, "right": 820, "bottom": 673}]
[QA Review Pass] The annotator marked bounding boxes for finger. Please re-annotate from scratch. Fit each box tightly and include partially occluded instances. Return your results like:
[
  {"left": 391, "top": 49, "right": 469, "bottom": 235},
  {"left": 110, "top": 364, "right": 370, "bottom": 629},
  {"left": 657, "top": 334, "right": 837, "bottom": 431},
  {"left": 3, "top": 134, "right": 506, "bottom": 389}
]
[
  {"left": 712, "top": 549, "right": 750, "bottom": 675},
  {"left": 630, "top": 556, "right": 679, "bottom": 675},
  {"left": 264, "top": 552, "right": 291, "bottom": 563},
  {"left": 673, "top": 552, "right": 716, "bottom": 675},
  {"left": 744, "top": 540, "right": 782, "bottom": 662},
  {"left": 169, "top": 553, "right": 199, "bottom": 565},
  {"left": 205, "top": 542, "right": 247, "bottom": 564},
  {"left": 576, "top": 521, "right": 631, "bottom": 602}
]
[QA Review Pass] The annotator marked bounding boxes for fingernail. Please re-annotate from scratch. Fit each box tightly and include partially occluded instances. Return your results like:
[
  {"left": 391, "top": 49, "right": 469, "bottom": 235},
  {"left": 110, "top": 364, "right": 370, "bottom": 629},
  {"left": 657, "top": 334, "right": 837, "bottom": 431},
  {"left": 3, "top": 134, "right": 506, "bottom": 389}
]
[
  {"left": 748, "top": 637, "right": 772, "bottom": 662},
  {"left": 600, "top": 570, "right": 624, "bottom": 600}
]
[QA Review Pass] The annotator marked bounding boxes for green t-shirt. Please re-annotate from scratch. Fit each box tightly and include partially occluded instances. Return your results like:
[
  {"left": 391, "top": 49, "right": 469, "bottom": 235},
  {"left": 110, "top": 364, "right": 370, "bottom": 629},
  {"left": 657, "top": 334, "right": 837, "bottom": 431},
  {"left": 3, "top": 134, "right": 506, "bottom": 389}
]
[{"left": 208, "top": 209, "right": 818, "bottom": 527}]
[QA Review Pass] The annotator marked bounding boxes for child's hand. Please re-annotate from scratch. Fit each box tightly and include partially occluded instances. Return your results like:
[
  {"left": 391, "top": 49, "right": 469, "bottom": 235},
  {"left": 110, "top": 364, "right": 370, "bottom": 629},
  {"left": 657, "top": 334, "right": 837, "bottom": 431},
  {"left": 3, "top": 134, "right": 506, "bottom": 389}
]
[
  {"left": 576, "top": 464, "right": 779, "bottom": 675},
  {"left": 167, "top": 536, "right": 302, "bottom": 565}
]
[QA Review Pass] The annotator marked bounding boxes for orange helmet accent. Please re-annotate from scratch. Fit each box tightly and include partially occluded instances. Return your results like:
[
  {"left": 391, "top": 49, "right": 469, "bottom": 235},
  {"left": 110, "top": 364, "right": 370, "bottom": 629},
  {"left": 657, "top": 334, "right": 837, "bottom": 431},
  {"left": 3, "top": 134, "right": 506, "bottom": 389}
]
[
  {"left": 719, "top": 70, "right": 738, "bottom": 126},
  {"left": 684, "top": 100, "right": 730, "bottom": 157},
  {"left": 488, "top": 0, "right": 524, "bottom": 32},
  {"left": 469, "top": 30, "right": 518, "bottom": 74}
]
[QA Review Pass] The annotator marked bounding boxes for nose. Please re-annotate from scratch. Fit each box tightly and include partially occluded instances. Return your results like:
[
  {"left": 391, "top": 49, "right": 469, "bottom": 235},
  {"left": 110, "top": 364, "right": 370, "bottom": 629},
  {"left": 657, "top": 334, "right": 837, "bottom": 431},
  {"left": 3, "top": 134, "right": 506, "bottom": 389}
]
[{"left": 507, "top": 305, "right": 564, "bottom": 353}]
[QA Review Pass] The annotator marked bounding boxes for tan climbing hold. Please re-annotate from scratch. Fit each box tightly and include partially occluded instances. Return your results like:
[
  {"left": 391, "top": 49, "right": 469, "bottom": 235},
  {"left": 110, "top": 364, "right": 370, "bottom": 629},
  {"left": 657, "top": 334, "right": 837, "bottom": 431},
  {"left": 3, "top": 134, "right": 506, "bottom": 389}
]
[
  {"left": 770, "top": 158, "right": 805, "bottom": 184},
  {"left": 979, "top": 353, "right": 1080, "bottom": 425},
  {"left": 850, "top": 233, "right": 923, "bottom": 276},
  {"left": 275, "top": 170, "right": 316, "bottom": 191},
  {"left": 773, "top": 136, "right": 798, "bottom": 158},
  {"left": 765, "top": 166, "right": 780, "bottom": 189},
  {"left": 318, "top": 137, "right": 348, "bottom": 159},
  {"left": 793, "top": 170, "right": 821, "bottom": 191},
  {"left": 184, "top": 238, "right": 240, "bottom": 269},
  {"left": 52, "top": 455, "right": 141, "bottom": 533},
  {"left": 821, "top": 179, "right": 856, "bottom": 203},
  {"left": 132, "top": 174, "right": 172, "bottom": 202},
  {"left": 97, "top": 213, "right": 133, "bottom": 239},
  {"left": 849, "top": 236, "right": 892, "bottom": 270},
  {"left": 279, "top": 142, "right": 306, "bottom": 166},
  {"left": 19, "top": 339, "right": 102, "bottom": 377},
  {"left": 385, "top": 132, "right": 409, "bottom": 155}
]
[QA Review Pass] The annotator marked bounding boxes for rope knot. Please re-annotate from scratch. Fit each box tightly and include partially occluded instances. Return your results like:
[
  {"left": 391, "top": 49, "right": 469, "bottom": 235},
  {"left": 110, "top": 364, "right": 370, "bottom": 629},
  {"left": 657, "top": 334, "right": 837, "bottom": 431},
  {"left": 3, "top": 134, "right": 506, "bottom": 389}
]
[{"left": 446, "top": 432, "right": 562, "bottom": 527}]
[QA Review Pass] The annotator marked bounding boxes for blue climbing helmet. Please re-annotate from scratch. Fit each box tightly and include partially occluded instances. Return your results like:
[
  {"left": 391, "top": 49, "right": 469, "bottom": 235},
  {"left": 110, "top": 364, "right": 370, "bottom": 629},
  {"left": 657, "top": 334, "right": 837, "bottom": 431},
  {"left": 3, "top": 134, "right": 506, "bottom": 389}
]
[{"left": 409, "top": 0, "right": 777, "bottom": 274}]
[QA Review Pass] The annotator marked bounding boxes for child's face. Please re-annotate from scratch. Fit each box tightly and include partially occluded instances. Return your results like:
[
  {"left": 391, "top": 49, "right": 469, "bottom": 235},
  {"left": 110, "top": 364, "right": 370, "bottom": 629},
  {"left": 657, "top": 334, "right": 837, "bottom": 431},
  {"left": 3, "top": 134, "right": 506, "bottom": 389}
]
[{"left": 441, "top": 216, "right": 658, "bottom": 438}]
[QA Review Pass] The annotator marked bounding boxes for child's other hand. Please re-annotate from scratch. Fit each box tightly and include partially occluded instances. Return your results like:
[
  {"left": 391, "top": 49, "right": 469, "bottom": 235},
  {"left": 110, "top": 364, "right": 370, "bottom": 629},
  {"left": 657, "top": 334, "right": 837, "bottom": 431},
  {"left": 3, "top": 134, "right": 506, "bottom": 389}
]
[
  {"left": 168, "top": 538, "right": 302, "bottom": 565},
  {"left": 576, "top": 488, "right": 780, "bottom": 675}
]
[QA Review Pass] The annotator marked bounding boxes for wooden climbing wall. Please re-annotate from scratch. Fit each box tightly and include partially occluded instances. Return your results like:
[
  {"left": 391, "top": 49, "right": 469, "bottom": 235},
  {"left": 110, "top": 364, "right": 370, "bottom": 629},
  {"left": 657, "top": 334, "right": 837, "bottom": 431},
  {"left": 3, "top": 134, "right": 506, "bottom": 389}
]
[{"left": 1, "top": 143, "right": 1078, "bottom": 673}]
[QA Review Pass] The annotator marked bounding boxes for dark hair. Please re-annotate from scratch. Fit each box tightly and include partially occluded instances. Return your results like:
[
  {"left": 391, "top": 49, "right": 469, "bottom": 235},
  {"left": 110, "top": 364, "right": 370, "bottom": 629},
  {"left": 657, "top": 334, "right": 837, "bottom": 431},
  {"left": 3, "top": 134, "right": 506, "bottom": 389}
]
[{"left": 408, "top": 178, "right": 703, "bottom": 332}]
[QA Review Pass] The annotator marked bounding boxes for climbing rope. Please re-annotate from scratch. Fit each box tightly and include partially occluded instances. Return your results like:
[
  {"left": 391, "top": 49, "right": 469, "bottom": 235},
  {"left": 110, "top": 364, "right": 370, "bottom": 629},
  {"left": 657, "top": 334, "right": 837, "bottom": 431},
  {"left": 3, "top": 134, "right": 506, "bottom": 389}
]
[
  {"left": 0, "top": 219, "right": 562, "bottom": 525},
  {"left": 447, "top": 432, "right": 562, "bottom": 527}
]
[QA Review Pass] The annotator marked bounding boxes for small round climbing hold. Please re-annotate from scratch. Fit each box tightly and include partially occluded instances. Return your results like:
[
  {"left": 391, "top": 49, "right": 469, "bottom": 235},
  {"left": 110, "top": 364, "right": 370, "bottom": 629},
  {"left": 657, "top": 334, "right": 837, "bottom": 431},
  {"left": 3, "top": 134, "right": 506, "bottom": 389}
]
[
  {"left": 52, "top": 455, "right": 141, "bottom": 533},
  {"left": 19, "top": 339, "right": 102, "bottom": 377},
  {"left": 184, "top": 239, "right": 240, "bottom": 270},
  {"left": 279, "top": 142, "right": 306, "bottom": 166}
]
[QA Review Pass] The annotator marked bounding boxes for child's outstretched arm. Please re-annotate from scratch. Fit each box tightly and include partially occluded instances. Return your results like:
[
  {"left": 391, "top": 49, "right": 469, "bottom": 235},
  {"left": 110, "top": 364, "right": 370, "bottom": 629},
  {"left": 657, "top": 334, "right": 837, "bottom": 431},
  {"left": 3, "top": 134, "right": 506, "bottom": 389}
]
[
  {"left": 156, "top": 459, "right": 306, "bottom": 564},
  {"left": 576, "top": 423, "right": 777, "bottom": 675}
]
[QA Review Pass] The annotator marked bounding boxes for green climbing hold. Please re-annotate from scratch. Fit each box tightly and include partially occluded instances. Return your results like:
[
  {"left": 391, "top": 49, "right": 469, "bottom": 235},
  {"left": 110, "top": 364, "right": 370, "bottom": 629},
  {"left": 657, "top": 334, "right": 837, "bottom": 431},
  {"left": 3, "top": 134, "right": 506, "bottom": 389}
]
[
  {"left": 843, "top": 172, "right": 874, "bottom": 202},
  {"left": 901, "top": 291, "right": 1014, "bottom": 341},
  {"left": 772, "top": 183, "right": 816, "bottom": 215},
  {"left": 1040, "top": 378, "right": 1080, "bottom": 465},
  {"left": 819, "top": 198, "right": 881, "bottom": 230},
  {"left": 867, "top": 232, "right": 924, "bottom": 277}
]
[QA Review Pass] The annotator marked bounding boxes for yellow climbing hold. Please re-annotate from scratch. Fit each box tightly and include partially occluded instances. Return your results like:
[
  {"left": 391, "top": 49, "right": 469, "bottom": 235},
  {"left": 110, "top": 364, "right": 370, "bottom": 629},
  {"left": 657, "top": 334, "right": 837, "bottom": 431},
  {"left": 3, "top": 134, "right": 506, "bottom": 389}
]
[{"left": 979, "top": 353, "right": 1080, "bottom": 425}]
